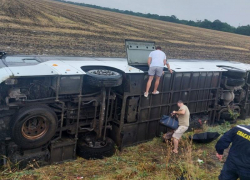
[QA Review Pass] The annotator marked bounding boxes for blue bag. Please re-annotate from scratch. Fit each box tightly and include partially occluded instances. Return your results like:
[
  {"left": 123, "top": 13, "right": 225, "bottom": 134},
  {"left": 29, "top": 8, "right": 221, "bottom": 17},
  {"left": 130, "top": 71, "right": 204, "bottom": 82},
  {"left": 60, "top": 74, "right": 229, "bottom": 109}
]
[{"left": 159, "top": 115, "right": 179, "bottom": 130}]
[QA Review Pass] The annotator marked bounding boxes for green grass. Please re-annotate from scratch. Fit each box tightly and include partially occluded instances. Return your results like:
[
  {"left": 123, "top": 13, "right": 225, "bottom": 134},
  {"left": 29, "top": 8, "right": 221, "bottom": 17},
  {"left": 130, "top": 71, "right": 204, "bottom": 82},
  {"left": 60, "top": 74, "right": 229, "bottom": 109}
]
[{"left": 1, "top": 119, "right": 250, "bottom": 180}]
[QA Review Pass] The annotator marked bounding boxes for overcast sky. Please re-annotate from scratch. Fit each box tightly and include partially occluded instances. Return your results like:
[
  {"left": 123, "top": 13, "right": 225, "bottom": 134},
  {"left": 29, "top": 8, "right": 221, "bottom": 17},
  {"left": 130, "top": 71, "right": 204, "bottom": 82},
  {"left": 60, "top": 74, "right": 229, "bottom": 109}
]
[{"left": 67, "top": 0, "right": 249, "bottom": 27}]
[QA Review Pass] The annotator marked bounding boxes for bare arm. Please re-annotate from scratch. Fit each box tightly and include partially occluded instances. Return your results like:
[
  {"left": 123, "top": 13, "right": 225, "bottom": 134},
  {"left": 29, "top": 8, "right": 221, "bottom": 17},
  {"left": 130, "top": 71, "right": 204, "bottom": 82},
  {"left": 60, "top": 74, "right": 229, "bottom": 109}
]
[
  {"left": 173, "top": 109, "right": 186, "bottom": 115},
  {"left": 167, "top": 64, "right": 171, "bottom": 70},
  {"left": 165, "top": 59, "right": 173, "bottom": 73},
  {"left": 164, "top": 59, "right": 167, "bottom": 66},
  {"left": 148, "top": 57, "right": 152, "bottom": 67}
]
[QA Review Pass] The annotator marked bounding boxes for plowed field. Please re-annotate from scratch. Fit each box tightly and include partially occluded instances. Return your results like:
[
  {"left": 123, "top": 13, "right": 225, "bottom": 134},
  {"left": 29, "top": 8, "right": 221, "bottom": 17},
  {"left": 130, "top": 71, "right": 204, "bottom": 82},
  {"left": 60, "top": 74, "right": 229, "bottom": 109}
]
[{"left": 0, "top": 0, "right": 250, "bottom": 62}]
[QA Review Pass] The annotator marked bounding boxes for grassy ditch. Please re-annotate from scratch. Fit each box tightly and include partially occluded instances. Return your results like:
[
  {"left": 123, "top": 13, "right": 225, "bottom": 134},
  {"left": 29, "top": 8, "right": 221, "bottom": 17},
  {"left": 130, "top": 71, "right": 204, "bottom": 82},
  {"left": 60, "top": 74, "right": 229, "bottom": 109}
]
[{"left": 1, "top": 119, "right": 250, "bottom": 180}]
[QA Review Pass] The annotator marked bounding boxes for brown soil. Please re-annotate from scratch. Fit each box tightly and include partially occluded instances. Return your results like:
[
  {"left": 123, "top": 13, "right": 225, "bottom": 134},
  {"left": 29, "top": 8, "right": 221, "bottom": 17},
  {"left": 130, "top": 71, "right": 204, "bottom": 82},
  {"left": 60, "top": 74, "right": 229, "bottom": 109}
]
[{"left": 0, "top": 0, "right": 249, "bottom": 63}]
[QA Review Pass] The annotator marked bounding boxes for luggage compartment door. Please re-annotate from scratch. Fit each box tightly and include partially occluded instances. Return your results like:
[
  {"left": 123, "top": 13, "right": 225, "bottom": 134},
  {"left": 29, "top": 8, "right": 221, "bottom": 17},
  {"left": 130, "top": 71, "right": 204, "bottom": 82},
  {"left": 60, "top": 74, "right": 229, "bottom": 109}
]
[{"left": 125, "top": 39, "right": 155, "bottom": 66}]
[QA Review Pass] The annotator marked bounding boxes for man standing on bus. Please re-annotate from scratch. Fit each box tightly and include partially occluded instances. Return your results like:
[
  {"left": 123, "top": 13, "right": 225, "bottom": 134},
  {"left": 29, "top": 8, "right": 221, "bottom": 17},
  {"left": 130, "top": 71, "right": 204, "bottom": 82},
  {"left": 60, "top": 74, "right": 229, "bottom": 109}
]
[{"left": 144, "top": 46, "right": 172, "bottom": 98}]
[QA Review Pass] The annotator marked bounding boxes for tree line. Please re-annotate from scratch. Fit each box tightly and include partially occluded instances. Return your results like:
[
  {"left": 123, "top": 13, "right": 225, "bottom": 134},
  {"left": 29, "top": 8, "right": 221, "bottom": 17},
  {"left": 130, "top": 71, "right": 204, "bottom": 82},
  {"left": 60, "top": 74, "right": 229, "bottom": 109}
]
[{"left": 56, "top": 0, "right": 250, "bottom": 36}]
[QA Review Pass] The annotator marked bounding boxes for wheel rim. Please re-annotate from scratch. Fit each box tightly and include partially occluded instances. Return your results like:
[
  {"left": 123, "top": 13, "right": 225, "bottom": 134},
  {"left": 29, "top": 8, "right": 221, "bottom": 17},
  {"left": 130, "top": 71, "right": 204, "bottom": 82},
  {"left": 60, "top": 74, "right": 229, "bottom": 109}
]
[
  {"left": 89, "top": 70, "right": 119, "bottom": 76},
  {"left": 80, "top": 139, "right": 108, "bottom": 149},
  {"left": 92, "top": 140, "right": 107, "bottom": 148},
  {"left": 21, "top": 116, "right": 49, "bottom": 140}
]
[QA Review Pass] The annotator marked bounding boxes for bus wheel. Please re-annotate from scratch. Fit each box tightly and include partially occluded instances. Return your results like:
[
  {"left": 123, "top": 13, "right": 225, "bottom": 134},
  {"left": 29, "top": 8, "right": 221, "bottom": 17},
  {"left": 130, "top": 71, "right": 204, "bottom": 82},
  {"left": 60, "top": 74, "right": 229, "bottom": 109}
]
[
  {"left": 77, "top": 137, "right": 115, "bottom": 159},
  {"left": 11, "top": 105, "right": 58, "bottom": 149}
]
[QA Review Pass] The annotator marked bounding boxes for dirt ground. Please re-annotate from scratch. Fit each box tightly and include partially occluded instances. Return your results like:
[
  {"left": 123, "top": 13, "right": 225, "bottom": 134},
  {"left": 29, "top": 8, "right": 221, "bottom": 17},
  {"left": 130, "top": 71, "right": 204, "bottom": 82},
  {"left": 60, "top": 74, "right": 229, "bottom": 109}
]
[{"left": 0, "top": 0, "right": 250, "bottom": 62}]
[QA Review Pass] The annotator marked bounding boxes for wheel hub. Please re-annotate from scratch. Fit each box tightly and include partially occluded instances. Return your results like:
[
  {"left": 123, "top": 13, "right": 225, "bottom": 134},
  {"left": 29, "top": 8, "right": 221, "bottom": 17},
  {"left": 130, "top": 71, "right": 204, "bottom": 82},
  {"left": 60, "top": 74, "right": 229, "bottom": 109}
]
[
  {"left": 90, "top": 70, "right": 118, "bottom": 76},
  {"left": 85, "top": 138, "right": 107, "bottom": 148},
  {"left": 21, "top": 116, "right": 49, "bottom": 140}
]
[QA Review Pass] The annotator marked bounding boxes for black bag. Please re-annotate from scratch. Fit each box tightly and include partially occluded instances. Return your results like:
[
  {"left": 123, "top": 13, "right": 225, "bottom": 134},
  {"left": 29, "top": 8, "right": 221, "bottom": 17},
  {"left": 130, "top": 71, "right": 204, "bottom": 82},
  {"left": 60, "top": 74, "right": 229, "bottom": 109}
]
[
  {"left": 189, "top": 132, "right": 220, "bottom": 143},
  {"left": 159, "top": 115, "right": 179, "bottom": 130}
]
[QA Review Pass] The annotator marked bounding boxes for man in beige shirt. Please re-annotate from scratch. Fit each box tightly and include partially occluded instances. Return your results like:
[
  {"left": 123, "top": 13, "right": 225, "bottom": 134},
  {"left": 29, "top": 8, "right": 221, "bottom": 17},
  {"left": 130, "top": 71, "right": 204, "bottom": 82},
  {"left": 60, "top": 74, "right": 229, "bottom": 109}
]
[{"left": 172, "top": 100, "right": 190, "bottom": 153}]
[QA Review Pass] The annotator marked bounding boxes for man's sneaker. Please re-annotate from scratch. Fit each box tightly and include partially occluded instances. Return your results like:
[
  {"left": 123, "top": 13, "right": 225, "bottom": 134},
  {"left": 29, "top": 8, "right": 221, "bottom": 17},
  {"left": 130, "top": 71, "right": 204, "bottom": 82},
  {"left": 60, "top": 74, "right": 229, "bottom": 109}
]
[
  {"left": 152, "top": 91, "right": 159, "bottom": 95},
  {"left": 144, "top": 92, "right": 148, "bottom": 97}
]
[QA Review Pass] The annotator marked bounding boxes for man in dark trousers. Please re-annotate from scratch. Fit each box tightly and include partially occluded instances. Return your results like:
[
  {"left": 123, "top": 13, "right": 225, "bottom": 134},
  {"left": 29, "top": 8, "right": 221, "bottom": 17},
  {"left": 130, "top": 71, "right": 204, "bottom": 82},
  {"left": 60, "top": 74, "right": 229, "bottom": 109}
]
[{"left": 215, "top": 125, "right": 250, "bottom": 180}]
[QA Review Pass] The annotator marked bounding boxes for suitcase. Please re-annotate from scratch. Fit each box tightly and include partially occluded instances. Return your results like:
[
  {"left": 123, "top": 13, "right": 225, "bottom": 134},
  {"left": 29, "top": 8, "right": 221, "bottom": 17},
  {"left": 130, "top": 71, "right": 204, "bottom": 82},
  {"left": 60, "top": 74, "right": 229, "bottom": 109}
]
[{"left": 159, "top": 115, "right": 179, "bottom": 130}]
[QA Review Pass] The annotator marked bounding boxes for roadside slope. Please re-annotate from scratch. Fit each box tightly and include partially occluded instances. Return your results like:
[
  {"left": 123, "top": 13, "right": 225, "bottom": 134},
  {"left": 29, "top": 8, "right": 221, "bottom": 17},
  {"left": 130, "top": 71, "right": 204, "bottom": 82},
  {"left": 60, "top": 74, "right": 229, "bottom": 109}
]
[
  {"left": 0, "top": 0, "right": 249, "bottom": 62},
  {"left": 2, "top": 119, "right": 250, "bottom": 180}
]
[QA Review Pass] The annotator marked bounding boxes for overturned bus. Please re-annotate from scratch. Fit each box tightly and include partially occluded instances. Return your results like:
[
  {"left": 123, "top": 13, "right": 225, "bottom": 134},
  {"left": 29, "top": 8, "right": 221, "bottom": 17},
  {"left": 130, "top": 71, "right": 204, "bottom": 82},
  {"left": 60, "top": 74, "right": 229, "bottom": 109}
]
[{"left": 0, "top": 40, "right": 250, "bottom": 167}]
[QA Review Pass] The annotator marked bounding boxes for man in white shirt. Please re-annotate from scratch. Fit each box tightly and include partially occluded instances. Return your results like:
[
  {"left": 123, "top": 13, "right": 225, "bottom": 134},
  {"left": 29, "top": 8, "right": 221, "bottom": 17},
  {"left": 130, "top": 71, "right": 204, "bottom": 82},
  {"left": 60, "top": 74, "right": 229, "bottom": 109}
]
[{"left": 144, "top": 46, "right": 172, "bottom": 97}]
